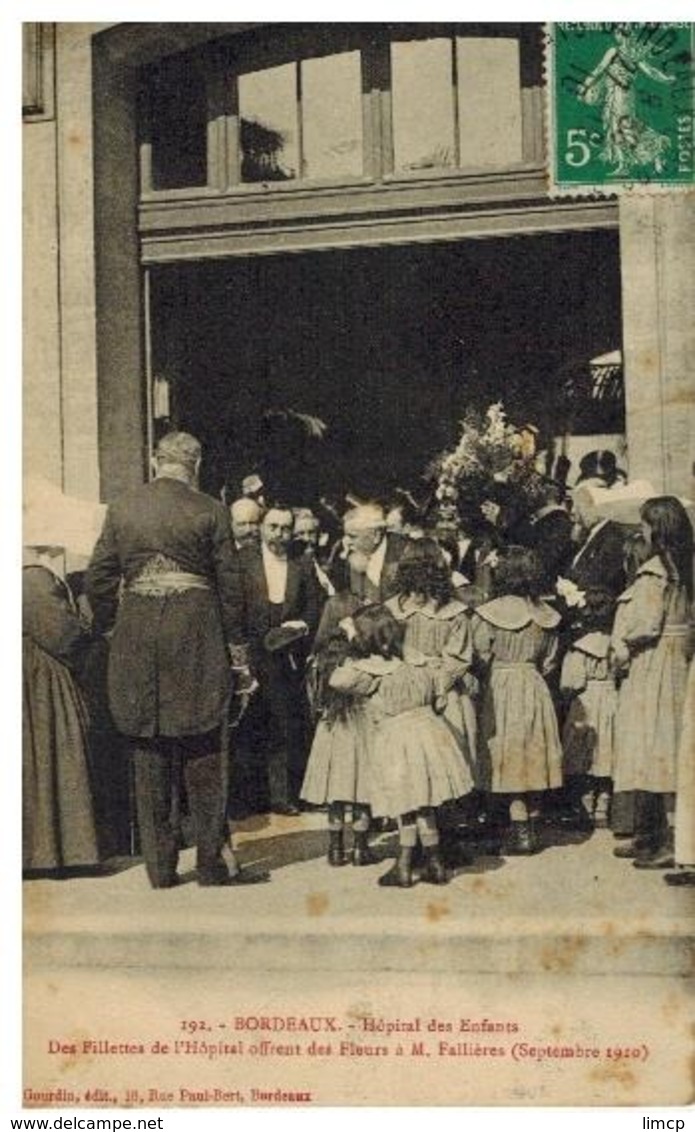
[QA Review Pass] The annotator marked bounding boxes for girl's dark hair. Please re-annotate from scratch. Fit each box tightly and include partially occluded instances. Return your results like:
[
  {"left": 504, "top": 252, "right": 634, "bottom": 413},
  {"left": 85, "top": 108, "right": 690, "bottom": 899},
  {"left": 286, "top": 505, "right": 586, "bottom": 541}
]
[
  {"left": 622, "top": 529, "right": 650, "bottom": 584},
  {"left": 580, "top": 587, "right": 615, "bottom": 631},
  {"left": 395, "top": 537, "right": 453, "bottom": 609},
  {"left": 352, "top": 604, "right": 405, "bottom": 660},
  {"left": 493, "top": 545, "right": 545, "bottom": 601},
  {"left": 315, "top": 631, "right": 356, "bottom": 727},
  {"left": 640, "top": 496, "right": 694, "bottom": 600}
]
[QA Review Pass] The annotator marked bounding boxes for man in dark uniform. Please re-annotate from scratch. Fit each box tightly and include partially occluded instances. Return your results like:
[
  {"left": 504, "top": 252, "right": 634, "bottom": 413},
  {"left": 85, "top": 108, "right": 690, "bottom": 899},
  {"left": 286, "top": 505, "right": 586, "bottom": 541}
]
[{"left": 86, "top": 431, "right": 262, "bottom": 888}]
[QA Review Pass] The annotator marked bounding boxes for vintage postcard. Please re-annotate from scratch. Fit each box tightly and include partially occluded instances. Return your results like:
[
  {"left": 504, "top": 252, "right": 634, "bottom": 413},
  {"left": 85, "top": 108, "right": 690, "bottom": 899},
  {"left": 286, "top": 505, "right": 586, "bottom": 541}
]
[{"left": 21, "top": 17, "right": 694, "bottom": 1111}]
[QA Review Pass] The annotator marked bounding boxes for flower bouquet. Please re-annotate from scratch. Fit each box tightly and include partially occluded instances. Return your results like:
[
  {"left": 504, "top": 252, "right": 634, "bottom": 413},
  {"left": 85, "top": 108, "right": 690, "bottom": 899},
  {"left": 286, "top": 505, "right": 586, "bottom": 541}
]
[{"left": 430, "top": 403, "right": 542, "bottom": 518}]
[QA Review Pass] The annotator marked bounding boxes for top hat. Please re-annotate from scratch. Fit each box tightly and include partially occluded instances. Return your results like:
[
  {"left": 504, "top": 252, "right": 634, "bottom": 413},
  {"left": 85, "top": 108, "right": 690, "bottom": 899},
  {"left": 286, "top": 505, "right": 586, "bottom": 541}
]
[{"left": 264, "top": 622, "right": 309, "bottom": 653}]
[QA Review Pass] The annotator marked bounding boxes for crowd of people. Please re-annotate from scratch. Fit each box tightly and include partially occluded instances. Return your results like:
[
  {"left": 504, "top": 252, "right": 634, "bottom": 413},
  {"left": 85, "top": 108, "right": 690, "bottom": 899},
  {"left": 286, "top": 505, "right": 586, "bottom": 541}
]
[{"left": 22, "top": 432, "right": 695, "bottom": 893}]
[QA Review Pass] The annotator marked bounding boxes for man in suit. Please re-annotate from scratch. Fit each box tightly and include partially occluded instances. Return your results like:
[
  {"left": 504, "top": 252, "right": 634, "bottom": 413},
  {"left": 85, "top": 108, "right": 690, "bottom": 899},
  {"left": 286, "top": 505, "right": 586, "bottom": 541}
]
[
  {"left": 234, "top": 506, "right": 320, "bottom": 815},
  {"left": 229, "top": 497, "right": 262, "bottom": 552},
  {"left": 86, "top": 431, "right": 261, "bottom": 888},
  {"left": 291, "top": 508, "right": 335, "bottom": 601},
  {"left": 566, "top": 483, "right": 632, "bottom": 598},
  {"left": 328, "top": 502, "right": 407, "bottom": 603},
  {"left": 513, "top": 479, "right": 574, "bottom": 591}
]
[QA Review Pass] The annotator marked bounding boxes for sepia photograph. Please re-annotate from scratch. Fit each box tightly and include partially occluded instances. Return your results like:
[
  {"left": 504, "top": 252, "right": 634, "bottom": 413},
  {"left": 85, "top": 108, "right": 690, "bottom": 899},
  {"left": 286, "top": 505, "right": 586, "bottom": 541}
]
[{"left": 19, "top": 16, "right": 695, "bottom": 1110}]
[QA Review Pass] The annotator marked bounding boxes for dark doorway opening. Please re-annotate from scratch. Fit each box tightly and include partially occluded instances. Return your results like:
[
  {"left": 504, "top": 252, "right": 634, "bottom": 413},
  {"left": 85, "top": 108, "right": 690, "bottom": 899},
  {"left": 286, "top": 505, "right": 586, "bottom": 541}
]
[{"left": 149, "top": 230, "right": 622, "bottom": 505}]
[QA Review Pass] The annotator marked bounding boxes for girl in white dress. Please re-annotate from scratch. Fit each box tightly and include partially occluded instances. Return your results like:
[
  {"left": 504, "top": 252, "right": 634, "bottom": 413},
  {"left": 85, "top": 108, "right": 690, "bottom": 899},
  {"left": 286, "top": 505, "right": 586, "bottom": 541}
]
[
  {"left": 385, "top": 539, "right": 477, "bottom": 781},
  {"left": 471, "top": 547, "right": 563, "bottom": 855},
  {"left": 301, "top": 627, "right": 375, "bottom": 867},
  {"left": 561, "top": 588, "right": 618, "bottom": 828},
  {"left": 331, "top": 605, "right": 473, "bottom": 888},
  {"left": 611, "top": 497, "right": 693, "bottom": 869}
]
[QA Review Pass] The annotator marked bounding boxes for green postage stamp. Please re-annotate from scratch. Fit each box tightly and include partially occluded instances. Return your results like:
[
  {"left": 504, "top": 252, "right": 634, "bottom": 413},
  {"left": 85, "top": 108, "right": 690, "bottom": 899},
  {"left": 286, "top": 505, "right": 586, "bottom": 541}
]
[{"left": 547, "top": 22, "right": 694, "bottom": 193}]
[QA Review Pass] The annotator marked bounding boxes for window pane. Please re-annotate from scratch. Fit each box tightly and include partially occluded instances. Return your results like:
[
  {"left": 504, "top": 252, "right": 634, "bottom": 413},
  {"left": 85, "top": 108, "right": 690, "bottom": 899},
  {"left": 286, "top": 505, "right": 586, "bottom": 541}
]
[
  {"left": 391, "top": 39, "right": 455, "bottom": 172},
  {"left": 149, "top": 59, "right": 207, "bottom": 190},
  {"left": 239, "top": 63, "right": 298, "bottom": 182},
  {"left": 456, "top": 38, "right": 523, "bottom": 169},
  {"left": 301, "top": 52, "right": 363, "bottom": 180}
]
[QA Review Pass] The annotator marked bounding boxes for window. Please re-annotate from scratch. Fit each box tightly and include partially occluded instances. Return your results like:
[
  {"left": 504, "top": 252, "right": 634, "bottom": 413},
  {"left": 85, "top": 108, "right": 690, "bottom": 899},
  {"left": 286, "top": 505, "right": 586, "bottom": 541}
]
[
  {"left": 238, "top": 51, "right": 364, "bottom": 183},
  {"left": 301, "top": 52, "right": 363, "bottom": 181},
  {"left": 139, "top": 27, "right": 537, "bottom": 195},
  {"left": 239, "top": 63, "right": 299, "bottom": 181},
  {"left": 391, "top": 35, "right": 523, "bottom": 174},
  {"left": 391, "top": 39, "right": 456, "bottom": 171},
  {"left": 456, "top": 38, "right": 522, "bottom": 169}
]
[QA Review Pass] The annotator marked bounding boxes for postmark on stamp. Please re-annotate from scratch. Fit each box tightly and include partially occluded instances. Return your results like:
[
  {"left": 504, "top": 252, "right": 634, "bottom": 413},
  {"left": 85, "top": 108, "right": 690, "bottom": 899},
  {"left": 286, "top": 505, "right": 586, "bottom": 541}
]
[{"left": 547, "top": 22, "right": 694, "bottom": 194}]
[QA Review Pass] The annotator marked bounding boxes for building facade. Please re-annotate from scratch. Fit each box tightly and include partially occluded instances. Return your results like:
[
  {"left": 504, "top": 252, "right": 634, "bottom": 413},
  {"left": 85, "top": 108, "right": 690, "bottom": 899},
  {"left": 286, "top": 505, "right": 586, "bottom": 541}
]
[{"left": 23, "top": 22, "right": 695, "bottom": 504}]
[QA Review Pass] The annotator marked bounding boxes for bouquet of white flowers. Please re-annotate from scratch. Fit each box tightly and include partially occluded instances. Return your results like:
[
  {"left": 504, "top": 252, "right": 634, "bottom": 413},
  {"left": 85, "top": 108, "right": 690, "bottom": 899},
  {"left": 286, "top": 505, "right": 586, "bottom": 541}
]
[{"left": 430, "top": 402, "right": 541, "bottom": 514}]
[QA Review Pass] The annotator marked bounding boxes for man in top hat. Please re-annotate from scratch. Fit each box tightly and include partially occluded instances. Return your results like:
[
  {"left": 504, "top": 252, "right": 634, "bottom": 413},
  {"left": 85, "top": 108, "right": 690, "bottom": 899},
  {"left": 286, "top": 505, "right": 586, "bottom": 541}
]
[{"left": 86, "top": 431, "right": 261, "bottom": 888}]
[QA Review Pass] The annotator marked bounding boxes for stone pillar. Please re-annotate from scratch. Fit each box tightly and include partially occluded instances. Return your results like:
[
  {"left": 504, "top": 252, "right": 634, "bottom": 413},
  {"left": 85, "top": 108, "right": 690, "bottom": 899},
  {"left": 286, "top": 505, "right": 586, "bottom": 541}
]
[
  {"left": 54, "top": 24, "right": 105, "bottom": 502},
  {"left": 23, "top": 106, "right": 62, "bottom": 487},
  {"left": 619, "top": 194, "right": 695, "bottom": 500},
  {"left": 92, "top": 34, "right": 148, "bottom": 501}
]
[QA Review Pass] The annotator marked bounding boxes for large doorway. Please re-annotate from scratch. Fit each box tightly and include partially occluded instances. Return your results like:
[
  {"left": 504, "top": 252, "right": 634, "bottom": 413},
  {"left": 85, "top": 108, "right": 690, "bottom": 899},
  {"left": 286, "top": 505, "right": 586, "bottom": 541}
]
[{"left": 149, "top": 230, "right": 623, "bottom": 504}]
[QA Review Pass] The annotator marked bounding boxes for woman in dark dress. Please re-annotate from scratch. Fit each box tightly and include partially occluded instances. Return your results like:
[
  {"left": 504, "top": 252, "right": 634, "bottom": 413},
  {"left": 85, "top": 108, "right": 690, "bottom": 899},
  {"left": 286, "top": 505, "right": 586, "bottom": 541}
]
[{"left": 23, "top": 548, "right": 100, "bottom": 871}]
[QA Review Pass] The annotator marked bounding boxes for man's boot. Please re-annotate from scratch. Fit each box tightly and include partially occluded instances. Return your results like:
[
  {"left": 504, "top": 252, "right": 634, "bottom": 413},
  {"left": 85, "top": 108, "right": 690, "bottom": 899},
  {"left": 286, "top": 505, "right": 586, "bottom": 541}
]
[
  {"left": 664, "top": 870, "right": 695, "bottom": 887},
  {"left": 633, "top": 826, "right": 675, "bottom": 870},
  {"left": 613, "top": 835, "right": 656, "bottom": 859}
]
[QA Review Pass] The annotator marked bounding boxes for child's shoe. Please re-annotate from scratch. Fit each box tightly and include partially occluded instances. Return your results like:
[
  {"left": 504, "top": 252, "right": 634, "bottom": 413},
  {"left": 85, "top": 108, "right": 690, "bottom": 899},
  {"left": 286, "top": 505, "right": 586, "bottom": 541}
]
[
  {"left": 327, "top": 829, "right": 349, "bottom": 867},
  {"left": 352, "top": 830, "right": 378, "bottom": 867},
  {"left": 378, "top": 847, "right": 414, "bottom": 887},
  {"left": 505, "top": 820, "right": 539, "bottom": 855},
  {"left": 420, "top": 847, "right": 449, "bottom": 885}
]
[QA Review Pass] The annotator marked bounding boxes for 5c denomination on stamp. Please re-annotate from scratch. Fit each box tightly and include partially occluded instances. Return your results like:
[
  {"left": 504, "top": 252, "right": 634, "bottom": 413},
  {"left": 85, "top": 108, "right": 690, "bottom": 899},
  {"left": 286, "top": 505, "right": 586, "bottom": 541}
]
[{"left": 547, "top": 22, "right": 694, "bottom": 194}]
